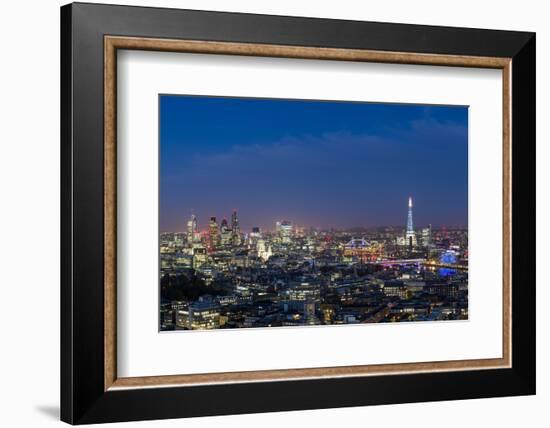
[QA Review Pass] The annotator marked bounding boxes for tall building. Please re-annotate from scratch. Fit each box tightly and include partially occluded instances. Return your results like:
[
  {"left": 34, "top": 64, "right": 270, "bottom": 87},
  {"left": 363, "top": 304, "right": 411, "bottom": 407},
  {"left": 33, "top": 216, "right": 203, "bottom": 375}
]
[
  {"left": 220, "top": 218, "right": 232, "bottom": 246},
  {"left": 231, "top": 210, "right": 241, "bottom": 246},
  {"left": 421, "top": 224, "right": 432, "bottom": 247},
  {"left": 186, "top": 214, "right": 198, "bottom": 244},
  {"left": 405, "top": 196, "right": 417, "bottom": 249},
  {"left": 279, "top": 220, "right": 293, "bottom": 244},
  {"left": 208, "top": 216, "right": 220, "bottom": 249}
]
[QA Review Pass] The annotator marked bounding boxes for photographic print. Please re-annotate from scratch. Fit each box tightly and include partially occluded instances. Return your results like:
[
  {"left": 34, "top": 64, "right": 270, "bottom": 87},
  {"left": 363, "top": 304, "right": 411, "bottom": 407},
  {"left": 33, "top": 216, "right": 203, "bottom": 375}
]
[{"left": 159, "top": 95, "right": 468, "bottom": 331}]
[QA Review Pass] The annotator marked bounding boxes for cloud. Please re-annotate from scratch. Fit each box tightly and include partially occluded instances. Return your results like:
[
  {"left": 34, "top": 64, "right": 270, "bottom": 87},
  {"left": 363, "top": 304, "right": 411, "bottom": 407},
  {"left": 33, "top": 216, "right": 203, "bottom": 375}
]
[{"left": 160, "top": 116, "right": 468, "bottom": 231}]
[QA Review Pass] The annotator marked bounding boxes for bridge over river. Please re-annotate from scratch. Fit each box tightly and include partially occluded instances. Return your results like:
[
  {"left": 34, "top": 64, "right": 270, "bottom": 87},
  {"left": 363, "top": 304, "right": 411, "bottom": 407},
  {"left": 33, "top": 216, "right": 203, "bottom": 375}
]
[{"left": 367, "top": 258, "right": 468, "bottom": 271}]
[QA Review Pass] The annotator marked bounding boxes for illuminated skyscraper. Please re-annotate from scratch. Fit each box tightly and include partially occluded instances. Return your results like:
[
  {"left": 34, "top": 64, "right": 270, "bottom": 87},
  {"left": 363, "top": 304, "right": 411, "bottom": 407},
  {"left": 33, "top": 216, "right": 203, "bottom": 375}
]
[
  {"left": 220, "top": 218, "right": 232, "bottom": 246},
  {"left": 186, "top": 214, "right": 198, "bottom": 244},
  {"left": 405, "top": 196, "right": 417, "bottom": 249},
  {"left": 279, "top": 220, "right": 293, "bottom": 244},
  {"left": 208, "top": 216, "right": 220, "bottom": 249},
  {"left": 421, "top": 224, "right": 432, "bottom": 247},
  {"left": 231, "top": 210, "right": 241, "bottom": 246}
]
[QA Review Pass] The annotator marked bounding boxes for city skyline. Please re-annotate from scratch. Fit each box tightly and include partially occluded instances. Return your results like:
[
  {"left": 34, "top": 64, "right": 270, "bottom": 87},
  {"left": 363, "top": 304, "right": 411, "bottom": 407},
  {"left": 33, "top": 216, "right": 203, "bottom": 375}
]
[
  {"left": 160, "top": 95, "right": 468, "bottom": 232},
  {"left": 164, "top": 196, "right": 460, "bottom": 236},
  {"left": 160, "top": 190, "right": 468, "bottom": 331}
]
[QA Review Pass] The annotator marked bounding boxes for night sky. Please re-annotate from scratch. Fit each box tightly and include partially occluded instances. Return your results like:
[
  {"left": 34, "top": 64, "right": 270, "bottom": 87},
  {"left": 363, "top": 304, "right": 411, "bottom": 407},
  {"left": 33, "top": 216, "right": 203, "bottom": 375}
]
[{"left": 160, "top": 95, "right": 468, "bottom": 233}]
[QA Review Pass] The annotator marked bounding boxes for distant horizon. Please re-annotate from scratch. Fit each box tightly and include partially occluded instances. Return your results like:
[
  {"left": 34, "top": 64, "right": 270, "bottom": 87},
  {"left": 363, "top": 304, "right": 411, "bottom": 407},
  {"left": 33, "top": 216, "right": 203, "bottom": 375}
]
[
  {"left": 160, "top": 220, "right": 468, "bottom": 235},
  {"left": 160, "top": 95, "right": 468, "bottom": 232},
  {"left": 159, "top": 211, "right": 468, "bottom": 234}
]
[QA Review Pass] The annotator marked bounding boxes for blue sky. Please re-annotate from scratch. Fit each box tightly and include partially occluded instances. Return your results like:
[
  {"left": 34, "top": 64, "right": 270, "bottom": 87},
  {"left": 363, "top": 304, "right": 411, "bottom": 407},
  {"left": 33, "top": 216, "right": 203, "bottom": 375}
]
[{"left": 160, "top": 95, "right": 468, "bottom": 232}]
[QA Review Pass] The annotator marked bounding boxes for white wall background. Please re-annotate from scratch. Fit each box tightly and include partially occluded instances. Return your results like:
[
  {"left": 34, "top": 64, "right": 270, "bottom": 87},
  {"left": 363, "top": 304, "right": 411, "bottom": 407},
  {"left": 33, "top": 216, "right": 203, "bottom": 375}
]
[{"left": 0, "top": 0, "right": 546, "bottom": 426}]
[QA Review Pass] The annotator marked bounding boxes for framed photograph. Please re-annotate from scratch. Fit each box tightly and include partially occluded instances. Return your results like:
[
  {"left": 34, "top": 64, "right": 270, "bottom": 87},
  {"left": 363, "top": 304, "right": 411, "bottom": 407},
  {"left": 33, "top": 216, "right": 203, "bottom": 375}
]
[{"left": 61, "top": 2, "right": 535, "bottom": 424}]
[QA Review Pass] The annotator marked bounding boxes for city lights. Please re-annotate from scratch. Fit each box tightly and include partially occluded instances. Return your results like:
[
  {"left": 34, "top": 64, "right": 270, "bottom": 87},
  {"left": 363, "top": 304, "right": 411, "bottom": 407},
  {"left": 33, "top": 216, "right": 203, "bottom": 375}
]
[{"left": 160, "top": 199, "right": 469, "bottom": 331}]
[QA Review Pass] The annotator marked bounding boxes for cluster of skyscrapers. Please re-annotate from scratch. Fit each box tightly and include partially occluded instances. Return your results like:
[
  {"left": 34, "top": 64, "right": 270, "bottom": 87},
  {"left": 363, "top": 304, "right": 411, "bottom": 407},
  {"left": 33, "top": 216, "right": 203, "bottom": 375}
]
[
  {"left": 187, "top": 210, "right": 242, "bottom": 250},
  {"left": 160, "top": 197, "right": 468, "bottom": 331}
]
